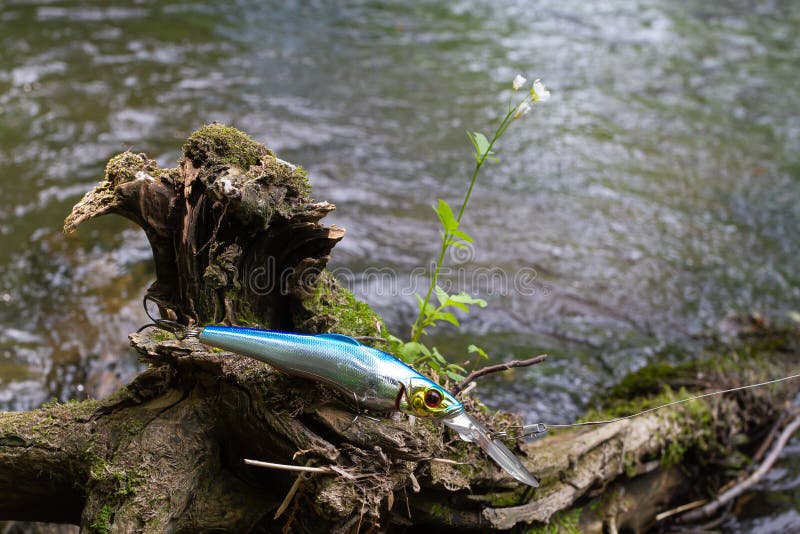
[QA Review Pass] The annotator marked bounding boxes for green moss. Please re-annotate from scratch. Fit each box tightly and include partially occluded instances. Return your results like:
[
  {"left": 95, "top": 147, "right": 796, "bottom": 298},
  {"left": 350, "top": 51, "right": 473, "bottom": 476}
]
[
  {"left": 600, "top": 330, "right": 795, "bottom": 409},
  {"left": 149, "top": 329, "right": 175, "bottom": 342},
  {"left": 581, "top": 386, "right": 687, "bottom": 422},
  {"left": 40, "top": 398, "right": 60, "bottom": 408},
  {"left": 487, "top": 488, "right": 528, "bottom": 507},
  {"left": 113, "top": 468, "right": 144, "bottom": 498},
  {"left": 89, "top": 459, "right": 107, "bottom": 483},
  {"left": 90, "top": 460, "right": 144, "bottom": 498},
  {"left": 661, "top": 395, "right": 715, "bottom": 468},
  {"left": 606, "top": 362, "right": 688, "bottom": 399},
  {"left": 120, "top": 413, "right": 150, "bottom": 436},
  {"left": 526, "top": 508, "right": 582, "bottom": 534},
  {"left": 303, "top": 272, "right": 386, "bottom": 339},
  {"left": 31, "top": 415, "right": 57, "bottom": 440},
  {"left": 328, "top": 288, "right": 384, "bottom": 338},
  {"left": 90, "top": 504, "right": 112, "bottom": 534},
  {"left": 104, "top": 152, "right": 148, "bottom": 186},
  {"left": 184, "top": 123, "right": 272, "bottom": 169},
  {"left": 623, "top": 452, "right": 639, "bottom": 478},
  {"left": 585, "top": 369, "right": 721, "bottom": 469}
]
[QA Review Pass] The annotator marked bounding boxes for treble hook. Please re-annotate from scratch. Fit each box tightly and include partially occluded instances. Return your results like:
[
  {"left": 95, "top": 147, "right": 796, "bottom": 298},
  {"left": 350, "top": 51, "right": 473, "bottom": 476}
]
[{"left": 137, "top": 295, "right": 198, "bottom": 339}]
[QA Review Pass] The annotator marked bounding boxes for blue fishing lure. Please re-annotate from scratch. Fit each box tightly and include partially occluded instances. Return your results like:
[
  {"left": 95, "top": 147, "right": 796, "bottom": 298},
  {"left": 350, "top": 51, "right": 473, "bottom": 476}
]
[{"left": 190, "top": 325, "right": 539, "bottom": 487}]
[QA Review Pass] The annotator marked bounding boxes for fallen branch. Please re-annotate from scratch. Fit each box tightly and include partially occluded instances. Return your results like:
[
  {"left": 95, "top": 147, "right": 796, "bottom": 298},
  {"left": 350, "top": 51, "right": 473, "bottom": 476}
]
[
  {"left": 679, "top": 413, "right": 800, "bottom": 523},
  {"left": 243, "top": 459, "right": 331, "bottom": 474},
  {"left": 752, "top": 409, "right": 790, "bottom": 463},
  {"left": 453, "top": 354, "right": 547, "bottom": 394}
]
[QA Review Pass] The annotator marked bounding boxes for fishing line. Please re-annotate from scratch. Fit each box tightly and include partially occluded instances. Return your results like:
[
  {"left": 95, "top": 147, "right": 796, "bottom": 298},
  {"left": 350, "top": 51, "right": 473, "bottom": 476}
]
[{"left": 495, "top": 372, "right": 800, "bottom": 440}]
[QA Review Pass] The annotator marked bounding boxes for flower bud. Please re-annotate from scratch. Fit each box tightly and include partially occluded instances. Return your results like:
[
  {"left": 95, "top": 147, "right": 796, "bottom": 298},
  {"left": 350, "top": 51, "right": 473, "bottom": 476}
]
[
  {"left": 514, "top": 101, "right": 531, "bottom": 119},
  {"left": 531, "top": 79, "right": 550, "bottom": 101}
]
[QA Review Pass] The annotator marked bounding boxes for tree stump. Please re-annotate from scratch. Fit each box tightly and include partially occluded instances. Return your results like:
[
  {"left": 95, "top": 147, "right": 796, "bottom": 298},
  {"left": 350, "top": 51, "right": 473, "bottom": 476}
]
[{"left": 0, "top": 124, "right": 796, "bottom": 532}]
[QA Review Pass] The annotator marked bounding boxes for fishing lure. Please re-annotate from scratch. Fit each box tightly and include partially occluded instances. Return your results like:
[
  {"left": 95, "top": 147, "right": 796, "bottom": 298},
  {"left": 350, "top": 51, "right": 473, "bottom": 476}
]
[{"left": 182, "top": 325, "right": 540, "bottom": 487}]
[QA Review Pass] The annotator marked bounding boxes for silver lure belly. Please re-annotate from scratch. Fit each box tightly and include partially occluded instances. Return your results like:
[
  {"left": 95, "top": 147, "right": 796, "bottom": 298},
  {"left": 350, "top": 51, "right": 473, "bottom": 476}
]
[{"left": 198, "top": 326, "right": 422, "bottom": 412}]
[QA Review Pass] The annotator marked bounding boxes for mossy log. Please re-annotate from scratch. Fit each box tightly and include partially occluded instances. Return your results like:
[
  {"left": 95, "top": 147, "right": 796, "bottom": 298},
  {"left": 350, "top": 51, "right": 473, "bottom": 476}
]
[{"left": 1, "top": 124, "right": 797, "bottom": 532}]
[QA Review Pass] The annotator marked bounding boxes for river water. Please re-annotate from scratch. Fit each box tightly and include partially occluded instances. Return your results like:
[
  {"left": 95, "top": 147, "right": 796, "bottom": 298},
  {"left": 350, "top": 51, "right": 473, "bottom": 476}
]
[{"left": 1, "top": 0, "right": 799, "bottom": 529}]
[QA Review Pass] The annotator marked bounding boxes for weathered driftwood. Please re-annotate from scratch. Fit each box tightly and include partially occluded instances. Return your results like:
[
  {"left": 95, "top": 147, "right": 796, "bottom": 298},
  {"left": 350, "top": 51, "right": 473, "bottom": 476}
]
[{"left": 1, "top": 125, "right": 797, "bottom": 532}]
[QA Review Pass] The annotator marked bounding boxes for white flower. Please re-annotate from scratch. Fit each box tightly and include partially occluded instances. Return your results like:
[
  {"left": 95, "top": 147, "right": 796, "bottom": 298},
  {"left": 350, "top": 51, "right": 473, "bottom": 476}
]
[
  {"left": 512, "top": 74, "right": 527, "bottom": 91},
  {"left": 531, "top": 79, "right": 550, "bottom": 101},
  {"left": 514, "top": 101, "right": 531, "bottom": 119}
]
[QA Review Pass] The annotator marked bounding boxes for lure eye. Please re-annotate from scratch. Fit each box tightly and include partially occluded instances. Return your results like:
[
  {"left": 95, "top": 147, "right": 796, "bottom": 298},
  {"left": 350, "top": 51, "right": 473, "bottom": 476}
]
[{"left": 424, "top": 389, "right": 442, "bottom": 408}]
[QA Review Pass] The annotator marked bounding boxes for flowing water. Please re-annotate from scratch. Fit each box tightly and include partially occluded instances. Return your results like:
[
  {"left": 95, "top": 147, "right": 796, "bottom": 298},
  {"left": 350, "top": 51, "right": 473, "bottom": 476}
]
[{"left": 1, "top": 0, "right": 799, "bottom": 529}]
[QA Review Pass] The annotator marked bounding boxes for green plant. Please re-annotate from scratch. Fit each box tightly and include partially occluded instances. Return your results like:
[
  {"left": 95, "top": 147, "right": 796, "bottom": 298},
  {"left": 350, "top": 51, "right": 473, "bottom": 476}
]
[
  {"left": 390, "top": 75, "right": 550, "bottom": 381},
  {"left": 90, "top": 504, "right": 112, "bottom": 534}
]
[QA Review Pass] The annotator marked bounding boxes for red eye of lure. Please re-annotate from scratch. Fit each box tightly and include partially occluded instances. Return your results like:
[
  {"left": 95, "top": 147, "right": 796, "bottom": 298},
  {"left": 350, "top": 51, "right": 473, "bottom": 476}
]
[{"left": 424, "top": 389, "right": 442, "bottom": 407}]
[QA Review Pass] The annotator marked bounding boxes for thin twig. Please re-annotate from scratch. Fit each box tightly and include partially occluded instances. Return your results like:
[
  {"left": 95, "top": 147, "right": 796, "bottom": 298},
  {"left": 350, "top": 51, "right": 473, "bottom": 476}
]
[
  {"left": 244, "top": 459, "right": 331, "bottom": 474},
  {"left": 753, "top": 410, "right": 789, "bottom": 463},
  {"left": 425, "top": 457, "right": 469, "bottom": 465},
  {"left": 328, "top": 465, "right": 357, "bottom": 480},
  {"left": 274, "top": 471, "right": 308, "bottom": 519},
  {"left": 692, "top": 501, "right": 735, "bottom": 531},
  {"left": 459, "top": 381, "right": 477, "bottom": 397},
  {"left": 655, "top": 499, "right": 706, "bottom": 522},
  {"left": 282, "top": 493, "right": 304, "bottom": 534},
  {"left": 679, "top": 414, "right": 800, "bottom": 522},
  {"left": 453, "top": 354, "right": 547, "bottom": 394}
]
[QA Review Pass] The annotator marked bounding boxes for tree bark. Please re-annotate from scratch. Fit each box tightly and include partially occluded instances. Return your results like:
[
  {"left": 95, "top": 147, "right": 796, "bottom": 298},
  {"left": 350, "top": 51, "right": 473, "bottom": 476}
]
[{"left": 0, "top": 124, "right": 796, "bottom": 532}]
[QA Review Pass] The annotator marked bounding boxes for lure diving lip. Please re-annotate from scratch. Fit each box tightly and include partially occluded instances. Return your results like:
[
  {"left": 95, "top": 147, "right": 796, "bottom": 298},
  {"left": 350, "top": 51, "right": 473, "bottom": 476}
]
[
  {"left": 442, "top": 412, "right": 539, "bottom": 487},
  {"left": 187, "top": 325, "right": 539, "bottom": 487}
]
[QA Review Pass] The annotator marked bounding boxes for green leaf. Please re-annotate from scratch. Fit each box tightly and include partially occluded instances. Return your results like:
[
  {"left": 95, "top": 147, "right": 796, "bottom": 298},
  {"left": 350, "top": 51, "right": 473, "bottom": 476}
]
[
  {"left": 400, "top": 342, "right": 430, "bottom": 362},
  {"left": 446, "top": 363, "right": 467, "bottom": 374},
  {"left": 434, "top": 285, "right": 450, "bottom": 307},
  {"left": 449, "top": 292, "right": 488, "bottom": 307},
  {"left": 451, "top": 229, "right": 473, "bottom": 243},
  {"left": 436, "top": 312, "right": 460, "bottom": 327},
  {"left": 444, "top": 369, "right": 466, "bottom": 381},
  {"left": 386, "top": 335, "right": 404, "bottom": 348},
  {"left": 444, "top": 299, "right": 469, "bottom": 312},
  {"left": 432, "top": 347, "right": 448, "bottom": 365},
  {"left": 434, "top": 199, "right": 459, "bottom": 232},
  {"left": 467, "top": 130, "right": 480, "bottom": 152},
  {"left": 471, "top": 132, "right": 490, "bottom": 157},
  {"left": 467, "top": 344, "right": 489, "bottom": 359}
]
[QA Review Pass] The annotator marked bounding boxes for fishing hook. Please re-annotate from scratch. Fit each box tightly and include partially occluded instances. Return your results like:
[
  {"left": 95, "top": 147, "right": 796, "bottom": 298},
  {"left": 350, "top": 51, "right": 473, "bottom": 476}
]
[{"left": 137, "top": 295, "right": 199, "bottom": 339}]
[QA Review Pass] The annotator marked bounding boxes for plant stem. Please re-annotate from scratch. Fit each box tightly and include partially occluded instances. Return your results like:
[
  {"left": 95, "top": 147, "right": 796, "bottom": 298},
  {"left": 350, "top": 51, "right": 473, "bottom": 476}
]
[{"left": 411, "top": 103, "right": 521, "bottom": 342}]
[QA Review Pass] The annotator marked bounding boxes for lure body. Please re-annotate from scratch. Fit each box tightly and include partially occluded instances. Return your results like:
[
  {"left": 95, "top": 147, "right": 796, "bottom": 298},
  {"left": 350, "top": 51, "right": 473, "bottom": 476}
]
[
  {"left": 198, "top": 326, "right": 462, "bottom": 417},
  {"left": 196, "top": 325, "right": 539, "bottom": 487}
]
